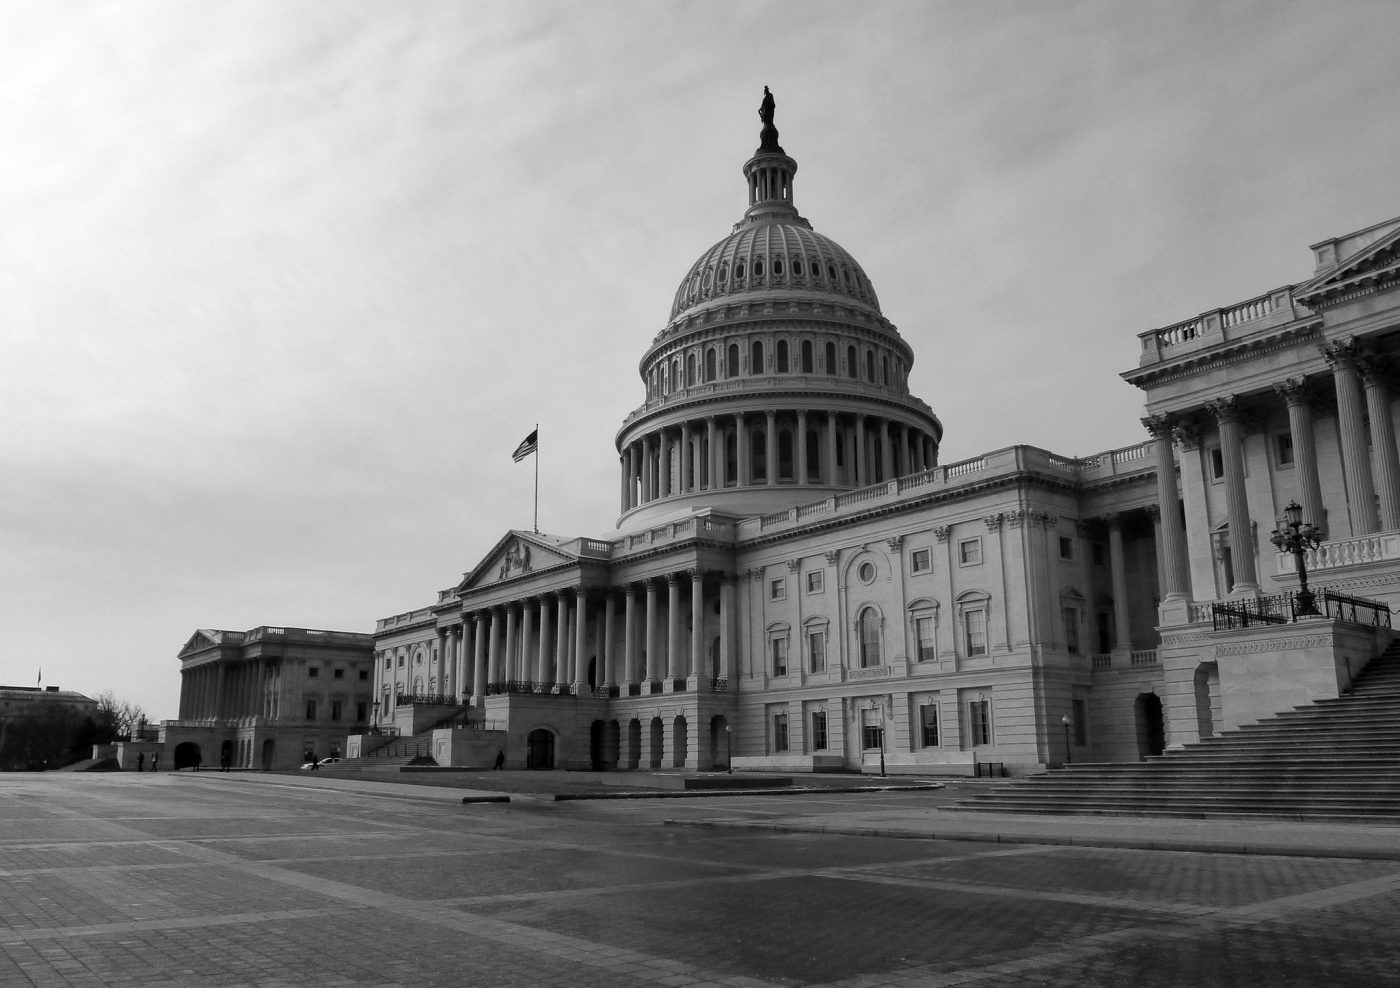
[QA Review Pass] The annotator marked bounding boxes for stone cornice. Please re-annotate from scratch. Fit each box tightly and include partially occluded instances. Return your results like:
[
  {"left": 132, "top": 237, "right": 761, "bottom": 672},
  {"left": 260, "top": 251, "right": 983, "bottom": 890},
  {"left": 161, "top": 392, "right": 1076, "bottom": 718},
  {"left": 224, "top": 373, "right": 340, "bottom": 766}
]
[{"left": 1122, "top": 320, "right": 1320, "bottom": 391}]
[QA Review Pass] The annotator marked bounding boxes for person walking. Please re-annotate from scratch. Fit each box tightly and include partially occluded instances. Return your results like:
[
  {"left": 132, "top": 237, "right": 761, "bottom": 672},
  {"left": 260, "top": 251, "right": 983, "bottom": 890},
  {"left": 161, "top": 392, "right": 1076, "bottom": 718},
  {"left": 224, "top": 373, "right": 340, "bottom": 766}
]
[
  {"left": 136, "top": 752, "right": 144, "bottom": 772},
  {"left": 151, "top": 752, "right": 159, "bottom": 772}
]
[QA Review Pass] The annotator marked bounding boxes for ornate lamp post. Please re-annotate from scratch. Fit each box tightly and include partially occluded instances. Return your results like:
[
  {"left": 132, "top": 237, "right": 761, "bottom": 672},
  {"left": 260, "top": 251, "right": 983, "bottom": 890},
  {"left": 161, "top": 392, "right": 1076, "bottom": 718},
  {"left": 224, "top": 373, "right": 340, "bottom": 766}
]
[
  {"left": 1270, "top": 501, "right": 1323, "bottom": 616},
  {"left": 1061, "top": 713, "right": 1072, "bottom": 766}
]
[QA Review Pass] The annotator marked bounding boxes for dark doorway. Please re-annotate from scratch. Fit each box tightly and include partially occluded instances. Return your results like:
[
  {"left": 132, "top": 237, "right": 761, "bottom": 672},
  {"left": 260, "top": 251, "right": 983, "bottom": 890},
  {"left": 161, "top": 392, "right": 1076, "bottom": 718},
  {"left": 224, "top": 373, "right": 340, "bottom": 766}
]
[
  {"left": 260, "top": 739, "right": 275, "bottom": 771},
  {"left": 1135, "top": 693, "right": 1165, "bottom": 759},
  {"left": 527, "top": 728, "right": 554, "bottom": 770},
  {"left": 589, "top": 720, "right": 604, "bottom": 771},
  {"left": 173, "top": 742, "right": 202, "bottom": 770}
]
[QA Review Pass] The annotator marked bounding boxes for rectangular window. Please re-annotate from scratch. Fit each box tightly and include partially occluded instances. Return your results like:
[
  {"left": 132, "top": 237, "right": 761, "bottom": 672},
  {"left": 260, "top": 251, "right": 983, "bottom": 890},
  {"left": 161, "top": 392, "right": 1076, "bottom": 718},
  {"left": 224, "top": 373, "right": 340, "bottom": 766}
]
[
  {"left": 1209, "top": 445, "right": 1225, "bottom": 480},
  {"left": 333, "top": 668, "right": 344, "bottom": 679},
  {"left": 359, "top": 670, "right": 369, "bottom": 681},
  {"left": 331, "top": 700, "right": 343, "bottom": 721},
  {"left": 861, "top": 710, "right": 884, "bottom": 751},
  {"left": 964, "top": 609, "right": 988, "bottom": 657},
  {"left": 308, "top": 667, "right": 320, "bottom": 679},
  {"left": 920, "top": 704, "right": 939, "bottom": 747},
  {"left": 808, "top": 631, "right": 826, "bottom": 672},
  {"left": 1276, "top": 432, "right": 1295, "bottom": 467},
  {"left": 805, "top": 570, "right": 824, "bottom": 594},
  {"left": 810, "top": 711, "right": 828, "bottom": 751},
  {"left": 304, "top": 698, "right": 318, "bottom": 720},
  {"left": 911, "top": 547, "right": 932, "bottom": 573},
  {"left": 958, "top": 538, "right": 982, "bottom": 566},
  {"left": 1059, "top": 536, "right": 1074, "bottom": 560},
  {"left": 770, "top": 578, "right": 786, "bottom": 601},
  {"left": 1063, "top": 606, "right": 1080, "bottom": 654},
  {"left": 970, "top": 699, "right": 991, "bottom": 746},
  {"left": 771, "top": 637, "right": 788, "bottom": 676},
  {"left": 397, "top": 655, "right": 404, "bottom": 668},
  {"left": 1091, "top": 542, "right": 1106, "bottom": 566},
  {"left": 1072, "top": 698, "right": 1088, "bottom": 746},
  {"left": 383, "top": 656, "right": 391, "bottom": 669},
  {"left": 356, "top": 701, "right": 368, "bottom": 722},
  {"left": 773, "top": 713, "right": 789, "bottom": 753},
  {"left": 915, "top": 615, "right": 936, "bottom": 661}
]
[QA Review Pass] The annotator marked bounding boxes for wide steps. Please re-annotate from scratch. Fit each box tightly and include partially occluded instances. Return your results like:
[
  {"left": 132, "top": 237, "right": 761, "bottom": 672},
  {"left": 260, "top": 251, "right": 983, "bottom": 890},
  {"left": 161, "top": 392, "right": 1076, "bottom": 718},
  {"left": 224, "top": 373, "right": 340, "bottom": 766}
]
[{"left": 959, "top": 640, "right": 1400, "bottom": 821}]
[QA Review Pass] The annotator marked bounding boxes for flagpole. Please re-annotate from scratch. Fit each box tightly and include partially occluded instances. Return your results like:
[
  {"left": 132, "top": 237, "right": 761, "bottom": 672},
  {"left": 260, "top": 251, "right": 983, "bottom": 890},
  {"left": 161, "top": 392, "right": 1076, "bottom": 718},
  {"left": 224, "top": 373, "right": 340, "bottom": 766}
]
[{"left": 533, "top": 422, "right": 540, "bottom": 534}]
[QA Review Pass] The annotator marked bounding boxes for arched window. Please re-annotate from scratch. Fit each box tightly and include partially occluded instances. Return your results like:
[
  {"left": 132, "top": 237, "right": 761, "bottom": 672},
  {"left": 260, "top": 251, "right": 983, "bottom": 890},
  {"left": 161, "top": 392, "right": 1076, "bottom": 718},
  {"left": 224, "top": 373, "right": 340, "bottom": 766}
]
[
  {"left": 825, "top": 341, "right": 836, "bottom": 375},
  {"left": 846, "top": 345, "right": 857, "bottom": 379},
  {"left": 778, "top": 428, "right": 794, "bottom": 481},
  {"left": 776, "top": 340, "right": 789, "bottom": 373},
  {"left": 865, "top": 350, "right": 876, "bottom": 382},
  {"left": 672, "top": 357, "right": 681, "bottom": 390},
  {"left": 751, "top": 428, "right": 767, "bottom": 482},
  {"left": 686, "top": 353, "right": 696, "bottom": 387},
  {"left": 881, "top": 355, "right": 889, "bottom": 385},
  {"left": 751, "top": 340, "right": 765, "bottom": 376},
  {"left": 801, "top": 340, "right": 814, "bottom": 373},
  {"left": 858, "top": 607, "right": 882, "bottom": 667},
  {"left": 705, "top": 348, "right": 717, "bottom": 381},
  {"left": 727, "top": 343, "right": 739, "bottom": 379}
]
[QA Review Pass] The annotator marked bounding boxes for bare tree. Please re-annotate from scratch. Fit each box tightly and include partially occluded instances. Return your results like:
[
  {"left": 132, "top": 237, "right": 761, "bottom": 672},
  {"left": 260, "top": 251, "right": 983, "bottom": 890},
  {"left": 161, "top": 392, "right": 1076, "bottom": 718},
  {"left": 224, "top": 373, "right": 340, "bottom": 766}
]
[{"left": 94, "top": 692, "right": 148, "bottom": 742}]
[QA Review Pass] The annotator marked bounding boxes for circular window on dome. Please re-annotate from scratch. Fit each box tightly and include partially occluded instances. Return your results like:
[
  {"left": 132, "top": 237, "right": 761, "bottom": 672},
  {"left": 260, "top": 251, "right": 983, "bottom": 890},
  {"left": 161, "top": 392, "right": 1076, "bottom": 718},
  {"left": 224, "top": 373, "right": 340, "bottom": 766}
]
[{"left": 857, "top": 561, "right": 877, "bottom": 585}]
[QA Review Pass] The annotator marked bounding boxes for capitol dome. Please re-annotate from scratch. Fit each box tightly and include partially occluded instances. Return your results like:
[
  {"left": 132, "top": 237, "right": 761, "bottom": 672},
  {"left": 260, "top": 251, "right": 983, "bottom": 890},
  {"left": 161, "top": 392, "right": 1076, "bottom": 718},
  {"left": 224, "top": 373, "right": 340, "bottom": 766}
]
[
  {"left": 670, "top": 223, "right": 882, "bottom": 323},
  {"left": 615, "top": 89, "right": 942, "bottom": 532}
]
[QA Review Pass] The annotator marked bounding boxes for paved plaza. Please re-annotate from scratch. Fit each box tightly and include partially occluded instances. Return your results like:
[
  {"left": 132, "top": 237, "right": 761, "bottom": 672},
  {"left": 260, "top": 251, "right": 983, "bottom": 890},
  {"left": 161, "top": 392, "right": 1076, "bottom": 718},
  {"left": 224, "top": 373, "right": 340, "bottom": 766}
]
[{"left": 4, "top": 773, "right": 1400, "bottom": 986}]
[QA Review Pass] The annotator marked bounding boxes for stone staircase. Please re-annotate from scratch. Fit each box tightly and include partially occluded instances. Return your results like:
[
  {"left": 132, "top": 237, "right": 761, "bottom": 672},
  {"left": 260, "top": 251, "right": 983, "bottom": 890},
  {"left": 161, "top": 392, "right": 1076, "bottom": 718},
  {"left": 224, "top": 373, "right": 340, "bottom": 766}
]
[{"left": 958, "top": 643, "right": 1400, "bottom": 822}]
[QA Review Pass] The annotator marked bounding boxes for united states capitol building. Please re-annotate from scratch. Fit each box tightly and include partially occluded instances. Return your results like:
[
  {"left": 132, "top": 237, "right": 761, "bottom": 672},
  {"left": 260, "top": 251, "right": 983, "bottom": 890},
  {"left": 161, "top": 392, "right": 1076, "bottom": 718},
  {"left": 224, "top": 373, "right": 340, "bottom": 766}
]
[{"left": 164, "top": 92, "right": 1400, "bottom": 775}]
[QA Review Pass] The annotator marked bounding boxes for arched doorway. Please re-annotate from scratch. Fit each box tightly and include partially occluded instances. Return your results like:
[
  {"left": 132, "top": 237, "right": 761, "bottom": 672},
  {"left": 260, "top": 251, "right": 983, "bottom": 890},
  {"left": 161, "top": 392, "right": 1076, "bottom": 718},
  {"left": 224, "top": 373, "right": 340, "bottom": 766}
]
[
  {"left": 627, "top": 719, "right": 641, "bottom": 770},
  {"left": 672, "top": 716, "right": 688, "bottom": 768},
  {"left": 260, "top": 739, "right": 275, "bottom": 771},
  {"left": 605, "top": 720, "right": 620, "bottom": 770},
  {"left": 710, "top": 715, "right": 729, "bottom": 770},
  {"left": 648, "top": 717, "right": 664, "bottom": 769},
  {"left": 589, "top": 720, "right": 605, "bottom": 771},
  {"left": 1135, "top": 693, "right": 1165, "bottom": 759},
  {"left": 1194, "top": 662, "right": 1220, "bottom": 740},
  {"left": 219, "top": 739, "right": 234, "bottom": 770},
  {"left": 526, "top": 728, "right": 555, "bottom": 770},
  {"left": 173, "top": 742, "right": 202, "bottom": 770}
]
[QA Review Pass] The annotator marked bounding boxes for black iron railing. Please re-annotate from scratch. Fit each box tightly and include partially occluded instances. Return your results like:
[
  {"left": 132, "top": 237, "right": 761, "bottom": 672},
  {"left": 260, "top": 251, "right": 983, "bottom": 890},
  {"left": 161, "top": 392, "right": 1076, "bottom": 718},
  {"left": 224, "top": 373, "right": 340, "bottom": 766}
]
[
  {"left": 1321, "top": 590, "right": 1393, "bottom": 628},
  {"left": 1212, "top": 587, "right": 1392, "bottom": 630},
  {"left": 393, "top": 692, "right": 461, "bottom": 706}
]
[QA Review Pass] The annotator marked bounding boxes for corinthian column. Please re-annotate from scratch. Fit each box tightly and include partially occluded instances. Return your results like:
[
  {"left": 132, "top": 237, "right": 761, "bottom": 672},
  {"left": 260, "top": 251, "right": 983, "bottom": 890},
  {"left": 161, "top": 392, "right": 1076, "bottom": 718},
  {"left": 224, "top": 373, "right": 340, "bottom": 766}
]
[
  {"left": 1360, "top": 356, "right": 1400, "bottom": 532},
  {"left": 1144, "top": 415, "right": 1190, "bottom": 600},
  {"left": 1273, "top": 377, "right": 1327, "bottom": 535},
  {"left": 1206, "top": 395, "right": 1258, "bottom": 594},
  {"left": 1323, "top": 339, "right": 1379, "bottom": 535}
]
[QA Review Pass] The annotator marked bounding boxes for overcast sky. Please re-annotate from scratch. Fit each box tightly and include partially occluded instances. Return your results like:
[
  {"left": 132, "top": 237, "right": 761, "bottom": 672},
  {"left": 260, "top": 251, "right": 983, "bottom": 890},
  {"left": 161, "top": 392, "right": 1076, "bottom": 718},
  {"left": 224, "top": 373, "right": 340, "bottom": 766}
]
[{"left": 4, "top": 0, "right": 1399, "bottom": 721}]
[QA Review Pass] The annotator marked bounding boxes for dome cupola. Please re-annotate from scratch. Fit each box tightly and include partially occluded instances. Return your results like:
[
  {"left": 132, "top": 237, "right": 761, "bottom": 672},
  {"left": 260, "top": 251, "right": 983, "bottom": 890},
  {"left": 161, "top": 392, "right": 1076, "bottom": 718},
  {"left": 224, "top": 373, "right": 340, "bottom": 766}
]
[{"left": 615, "top": 89, "right": 942, "bottom": 531}]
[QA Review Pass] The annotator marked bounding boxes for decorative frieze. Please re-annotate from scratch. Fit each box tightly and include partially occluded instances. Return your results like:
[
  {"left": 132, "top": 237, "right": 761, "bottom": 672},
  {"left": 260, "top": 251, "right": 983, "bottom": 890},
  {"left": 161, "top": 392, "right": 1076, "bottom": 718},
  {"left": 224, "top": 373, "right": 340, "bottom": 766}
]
[{"left": 1213, "top": 635, "right": 1332, "bottom": 655}]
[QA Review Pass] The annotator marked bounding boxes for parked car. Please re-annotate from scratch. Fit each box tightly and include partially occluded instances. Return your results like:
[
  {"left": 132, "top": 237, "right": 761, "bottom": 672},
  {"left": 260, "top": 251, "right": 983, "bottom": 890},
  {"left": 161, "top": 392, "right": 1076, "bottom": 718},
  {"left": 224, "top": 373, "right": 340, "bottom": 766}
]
[{"left": 299, "top": 757, "right": 342, "bottom": 770}]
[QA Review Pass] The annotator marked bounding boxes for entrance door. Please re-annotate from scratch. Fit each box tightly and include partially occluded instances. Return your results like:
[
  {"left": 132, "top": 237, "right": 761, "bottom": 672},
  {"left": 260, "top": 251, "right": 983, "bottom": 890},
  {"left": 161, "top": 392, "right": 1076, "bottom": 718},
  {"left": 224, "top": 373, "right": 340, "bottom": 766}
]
[
  {"left": 526, "top": 728, "right": 555, "bottom": 770},
  {"left": 1135, "top": 693, "right": 1166, "bottom": 759}
]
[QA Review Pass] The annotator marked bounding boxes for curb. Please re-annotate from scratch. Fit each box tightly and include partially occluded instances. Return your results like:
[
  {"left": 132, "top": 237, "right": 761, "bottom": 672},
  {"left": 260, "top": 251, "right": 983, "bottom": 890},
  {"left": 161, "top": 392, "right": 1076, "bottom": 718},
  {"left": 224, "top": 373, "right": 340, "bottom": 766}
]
[
  {"left": 663, "top": 818, "right": 1400, "bottom": 861},
  {"left": 552, "top": 782, "right": 945, "bottom": 802}
]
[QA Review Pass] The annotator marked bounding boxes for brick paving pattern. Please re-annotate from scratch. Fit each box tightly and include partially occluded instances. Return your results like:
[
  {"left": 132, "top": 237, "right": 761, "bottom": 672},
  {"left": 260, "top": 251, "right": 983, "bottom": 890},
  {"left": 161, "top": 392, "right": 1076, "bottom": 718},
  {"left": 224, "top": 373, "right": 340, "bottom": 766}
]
[{"left": 3, "top": 774, "right": 1400, "bottom": 986}]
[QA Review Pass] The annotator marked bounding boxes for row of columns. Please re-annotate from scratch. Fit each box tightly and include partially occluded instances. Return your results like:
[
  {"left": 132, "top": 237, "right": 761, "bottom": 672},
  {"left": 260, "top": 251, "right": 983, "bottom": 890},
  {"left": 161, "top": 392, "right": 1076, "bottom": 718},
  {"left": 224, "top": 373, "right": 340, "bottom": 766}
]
[
  {"left": 431, "top": 574, "right": 737, "bottom": 705},
  {"left": 1145, "top": 337, "right": 1400, "bottom": 600},
  {"left": 620, "top": 410, "right": 938, "bottom": 512}
]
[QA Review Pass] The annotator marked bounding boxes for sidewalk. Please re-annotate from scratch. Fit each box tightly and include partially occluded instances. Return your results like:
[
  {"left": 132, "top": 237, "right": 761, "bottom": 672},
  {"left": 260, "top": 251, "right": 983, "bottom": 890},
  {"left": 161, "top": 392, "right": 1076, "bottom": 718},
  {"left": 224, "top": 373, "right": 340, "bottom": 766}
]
[{"left": 184, "top": 770, "right": 1400, "bottom": 860}]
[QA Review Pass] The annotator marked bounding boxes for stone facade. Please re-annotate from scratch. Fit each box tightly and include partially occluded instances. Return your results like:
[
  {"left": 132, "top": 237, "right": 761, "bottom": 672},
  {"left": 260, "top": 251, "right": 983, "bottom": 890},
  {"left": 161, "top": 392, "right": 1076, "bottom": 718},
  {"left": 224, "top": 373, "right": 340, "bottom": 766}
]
[{"left": 162, "top": 626, "right": 375, "bottom": 771}]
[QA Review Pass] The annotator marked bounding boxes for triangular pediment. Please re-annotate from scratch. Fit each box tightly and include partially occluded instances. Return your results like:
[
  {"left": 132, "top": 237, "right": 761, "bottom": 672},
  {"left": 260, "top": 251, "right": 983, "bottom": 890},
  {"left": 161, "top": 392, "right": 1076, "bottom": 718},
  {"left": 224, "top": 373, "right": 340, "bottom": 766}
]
[
  {"left": 454, "top": 530, "right": 581, "bottom": 594},
  {"left": 1296, "top": 221, "right": 1400, "bottom": 307},
  {"left": 179, "top": 629, "right": 227, "bottom": 657}
]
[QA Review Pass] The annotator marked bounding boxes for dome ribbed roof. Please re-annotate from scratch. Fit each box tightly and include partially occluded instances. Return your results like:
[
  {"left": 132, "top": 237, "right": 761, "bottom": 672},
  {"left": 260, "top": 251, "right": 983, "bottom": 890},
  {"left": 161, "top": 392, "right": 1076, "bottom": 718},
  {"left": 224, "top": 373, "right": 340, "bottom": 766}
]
[{"left": 669, "top": 222, "right": 881, "bottom": 322}]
